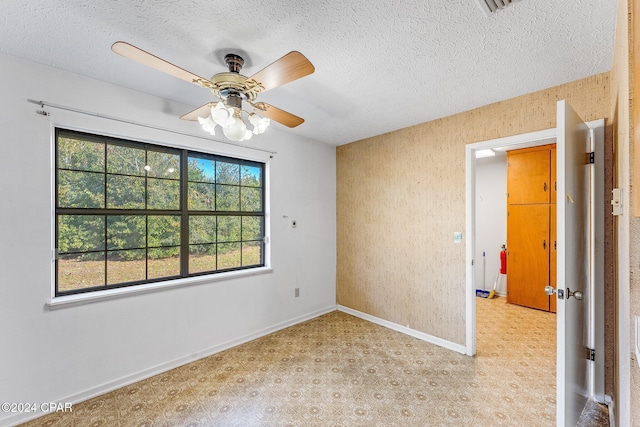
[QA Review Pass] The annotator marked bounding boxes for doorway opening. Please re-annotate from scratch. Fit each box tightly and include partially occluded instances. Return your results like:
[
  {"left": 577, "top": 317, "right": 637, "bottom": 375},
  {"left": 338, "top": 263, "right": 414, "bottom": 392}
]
[
  {"left": 465, "top": 127, "right": 556, "bottom": 356},
  {"left": 471, "top": 136, "right": 559, "bottom": 423}
]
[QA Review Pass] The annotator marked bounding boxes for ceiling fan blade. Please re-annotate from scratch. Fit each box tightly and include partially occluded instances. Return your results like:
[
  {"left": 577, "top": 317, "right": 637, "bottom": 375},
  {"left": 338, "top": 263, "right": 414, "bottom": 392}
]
[
  {"left": 255, "top": 102, "right": 304, "bottom": 128},
  {"left": 180, "top": 103, "right": 215, "bottom": 121},
  {"left": 111, "top": 41, "right": 209, "bottom": 86},
  {"left": 248, "top": 51, "right": 315, "bottom": 93}
]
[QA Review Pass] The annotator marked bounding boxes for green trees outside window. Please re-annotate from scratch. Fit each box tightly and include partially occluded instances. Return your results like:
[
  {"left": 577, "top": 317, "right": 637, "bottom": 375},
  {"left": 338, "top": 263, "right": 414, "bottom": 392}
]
[{"left": 55, "top": 129, "right": 265, "bottom": 296}]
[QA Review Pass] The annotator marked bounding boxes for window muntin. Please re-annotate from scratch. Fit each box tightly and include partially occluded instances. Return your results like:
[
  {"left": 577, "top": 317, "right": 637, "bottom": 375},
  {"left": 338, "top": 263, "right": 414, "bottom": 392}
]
[{"left": 55, "top": 129, "right": 265, "bottom": 296}]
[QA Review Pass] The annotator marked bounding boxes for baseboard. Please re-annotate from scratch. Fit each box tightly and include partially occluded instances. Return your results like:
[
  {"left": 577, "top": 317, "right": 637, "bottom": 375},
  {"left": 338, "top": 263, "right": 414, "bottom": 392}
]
[
  {"left": 2, "top": 305, "right": 337, "bottom": 427},
  {"left": 336, "top": 305, "right": 467, "bottom": 355}
]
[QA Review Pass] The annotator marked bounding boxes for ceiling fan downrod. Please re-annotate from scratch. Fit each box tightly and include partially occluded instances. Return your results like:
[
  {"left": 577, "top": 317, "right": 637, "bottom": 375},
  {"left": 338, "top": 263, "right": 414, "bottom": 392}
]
[{"left": 221, "top": 54, "right": 246, "bottom": 109}]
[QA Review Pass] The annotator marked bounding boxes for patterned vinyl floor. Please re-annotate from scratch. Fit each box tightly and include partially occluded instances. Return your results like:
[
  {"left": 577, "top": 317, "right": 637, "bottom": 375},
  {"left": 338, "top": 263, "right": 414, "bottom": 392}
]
[{"left": 21, "top": 297, "right": 565, "bottom": 426}]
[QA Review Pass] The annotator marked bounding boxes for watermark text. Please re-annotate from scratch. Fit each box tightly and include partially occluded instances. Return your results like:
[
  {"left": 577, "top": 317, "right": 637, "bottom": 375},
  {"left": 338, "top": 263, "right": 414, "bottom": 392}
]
[{"left": 1, "top": 402, "right": 73, "bottom": 413}]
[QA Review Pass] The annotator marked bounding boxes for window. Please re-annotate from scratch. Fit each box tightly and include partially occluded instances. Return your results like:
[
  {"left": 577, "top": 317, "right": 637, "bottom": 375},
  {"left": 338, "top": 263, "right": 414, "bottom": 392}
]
[{"left": 55, "top": 128, "right": 265, "bottom": 296}]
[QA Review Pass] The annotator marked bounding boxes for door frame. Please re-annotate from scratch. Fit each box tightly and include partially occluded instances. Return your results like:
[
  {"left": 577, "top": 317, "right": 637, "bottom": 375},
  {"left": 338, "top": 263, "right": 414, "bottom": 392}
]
[{"left": 464, "top": 119, "right": 605, "bottom": 396}]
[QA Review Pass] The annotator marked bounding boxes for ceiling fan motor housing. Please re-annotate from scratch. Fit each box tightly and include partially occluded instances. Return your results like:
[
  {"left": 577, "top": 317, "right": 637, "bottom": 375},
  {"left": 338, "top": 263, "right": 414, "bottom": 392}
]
[{"left": 225, "top": 53, "right": 244, "bottom": 73}]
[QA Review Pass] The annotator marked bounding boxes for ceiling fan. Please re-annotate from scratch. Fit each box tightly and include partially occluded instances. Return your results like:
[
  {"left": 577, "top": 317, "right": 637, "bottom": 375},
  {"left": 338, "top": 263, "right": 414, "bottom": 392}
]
[{"left": 111, "top": 41, "right": 315, "bottom": 141}]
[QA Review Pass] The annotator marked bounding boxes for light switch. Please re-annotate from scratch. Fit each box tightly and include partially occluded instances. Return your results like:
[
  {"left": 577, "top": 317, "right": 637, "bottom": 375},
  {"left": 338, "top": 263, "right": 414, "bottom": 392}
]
[
  {"left": 636, "top": 316, "right": 640, "bottom": 368},
  {"left": 611, "top": 188, "right": 622, "bottom": 216},
  {"left": 454, "top": 232, "right": 463, "bottom": 243}
]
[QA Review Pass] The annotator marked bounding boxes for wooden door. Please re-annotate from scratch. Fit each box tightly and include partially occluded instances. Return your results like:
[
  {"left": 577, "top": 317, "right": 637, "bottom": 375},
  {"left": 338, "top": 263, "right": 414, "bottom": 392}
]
[
  {"left": 550, "top": 203, "right": 557, "bottom": 313},
  {"left": 507, "top": 147, "right": 552, "bottom": 205},
  {"left": 506, "top": 204, "right": 550, "bottom": 310}
]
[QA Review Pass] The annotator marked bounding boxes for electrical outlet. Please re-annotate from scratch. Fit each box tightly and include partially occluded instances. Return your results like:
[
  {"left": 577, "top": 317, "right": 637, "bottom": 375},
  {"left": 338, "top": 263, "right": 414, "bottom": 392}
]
[{"left": 294, "top": 288, "right": 300, "bottom": 298}]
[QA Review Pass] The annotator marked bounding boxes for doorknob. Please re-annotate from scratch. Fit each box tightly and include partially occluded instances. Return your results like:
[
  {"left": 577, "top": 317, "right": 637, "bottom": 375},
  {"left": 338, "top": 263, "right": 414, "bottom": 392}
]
[
  {"left": 566, "top": 288, "right": 583, "bottom": 301},
  {"left": 544, "top": 285, "right": 564, "bottom": 299}
]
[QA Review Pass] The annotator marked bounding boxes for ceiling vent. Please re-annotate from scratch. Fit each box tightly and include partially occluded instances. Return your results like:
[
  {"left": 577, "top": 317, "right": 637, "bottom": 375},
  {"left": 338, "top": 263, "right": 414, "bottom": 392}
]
[{"left": 475, "top": 0, "right": 520, "bottom": 15}]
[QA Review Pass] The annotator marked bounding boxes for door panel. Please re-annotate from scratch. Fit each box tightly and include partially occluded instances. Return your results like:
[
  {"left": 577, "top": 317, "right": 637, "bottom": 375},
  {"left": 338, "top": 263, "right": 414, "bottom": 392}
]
[
  {"left": 551, "top": 147, "right": 557, "bottom": 203},
  {"left": 556, "top": 100, "right": 590, "bottom": 426},
  {"left": 506, "top": 204, "right": 550, "bottom": 310},
  {"left": 507, "top": 147, "right": 552, "bottom": 204}
]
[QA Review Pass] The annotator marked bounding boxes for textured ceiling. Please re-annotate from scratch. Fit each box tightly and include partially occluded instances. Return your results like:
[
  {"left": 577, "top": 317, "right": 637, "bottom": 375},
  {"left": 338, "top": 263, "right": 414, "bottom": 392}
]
[{"left": 0, "top": 0, "right": 617, "bottom": 146}]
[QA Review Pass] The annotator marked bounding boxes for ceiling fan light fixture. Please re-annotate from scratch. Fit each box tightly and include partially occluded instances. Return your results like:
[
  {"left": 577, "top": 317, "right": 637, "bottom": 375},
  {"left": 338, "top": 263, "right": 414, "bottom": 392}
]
[
  {"left": 222, "top": 114, "right": 252, "bottom": 141},
  {"left": 199, "top": 102, "right": 267, "bottom": 141},
  {"left": 249, "top": 113, "right": 270, "bottom": 135},
  {"left": 210, "top": 102, "right": 235, "bottom": 127},
  {"left": 197, "top": 115, "right": 217, "bottom": 136}
]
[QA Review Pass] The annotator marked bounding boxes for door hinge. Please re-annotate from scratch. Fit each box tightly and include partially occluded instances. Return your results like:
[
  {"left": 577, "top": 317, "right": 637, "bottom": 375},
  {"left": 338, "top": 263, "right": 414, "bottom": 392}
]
[
  {"left": 589, "top": 348, "right": 595, "bottom": 361},
  {"left": 589, "top": 152, "right": 595, "bottom": 164}
]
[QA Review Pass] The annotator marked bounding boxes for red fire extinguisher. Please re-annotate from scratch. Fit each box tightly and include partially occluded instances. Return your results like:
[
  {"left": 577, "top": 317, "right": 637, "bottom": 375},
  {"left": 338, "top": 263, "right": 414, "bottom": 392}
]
[{"left": 500, "top": 244, "right": 507, "bottom": 274}]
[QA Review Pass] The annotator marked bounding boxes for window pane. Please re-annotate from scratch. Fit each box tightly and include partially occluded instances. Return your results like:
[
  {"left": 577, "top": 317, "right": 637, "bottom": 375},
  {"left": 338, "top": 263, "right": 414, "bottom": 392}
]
[
  {"left": 217, "top": 242, "right": 241, "bottom": 270},
  {"left": 148, "top": 178, "right": 180, "bottom": 210},
  {"left": 107, "top": 145, "right": 146, "bottom": 176},
  {"left": 58, "top": 170, "right": 105, "bottom": 208},
  {"left": 107, "top": 215, "right": 145, "bottom": 250},
  {"left": 57, "top": 253, "right": 105, "bottom": 292},
  {"left": 216, "top": 161, "right": 240, "bottom": 184},
  {"left": 148, "top": 247, "right": 180, "bottom": 279},
  {"left": 242, "top": 216, "right": 263, "bottom": 241},
  {"left": 148, "top": 215, "right": 180, "bottom": 247},
  {"left": 147, "top": 151, "right": 180, "bottom": 179},
  {"left": 189, "top": 244, "right": 216, "bottom": 274},
  {"left": 188, "top": 182, "right": 215, "bottom": 210},
  {"left": 107, "top": 250, "right": 146, "bottom": 285},
  {"left": 216, "top": 184, "right": 240, "bottom": 211},
  {"left": 57, "top": 137, "right": 104, "bottom": 172},
  {"left": 189, "top": 215, "right": 217, "bottom": 244},
  {"left": 240, "top": 165, "right": 262, "bottom": 187},
  {"left": 217, "top": 216, "right": 241, "bottom": 243},
  {"left": 242, "top": 241, "right": 262, "bottom": 266},
  {"left": 58, "top": 215, "right": 105, "bottom": 253},
  {"left": 107, "top": 175, "right": 145, "bottom": 209},
  {"left": 188, "top": 157, "right": 215, "bottom": 182},
  {"left": 240, "top": 187, "right": 262, "bottom": 212}
]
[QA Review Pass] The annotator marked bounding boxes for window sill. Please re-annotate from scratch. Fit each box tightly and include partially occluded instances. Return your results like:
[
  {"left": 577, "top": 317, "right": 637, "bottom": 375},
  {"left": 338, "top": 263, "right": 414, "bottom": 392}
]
[{"left": 45, "top": 267, "right": 273, "bottom": 310}]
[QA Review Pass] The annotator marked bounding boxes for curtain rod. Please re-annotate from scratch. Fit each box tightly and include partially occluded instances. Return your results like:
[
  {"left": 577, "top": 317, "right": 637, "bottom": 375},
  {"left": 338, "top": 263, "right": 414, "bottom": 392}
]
[{"left": 27, "top": 99, "right": 277, "bottom": 155}]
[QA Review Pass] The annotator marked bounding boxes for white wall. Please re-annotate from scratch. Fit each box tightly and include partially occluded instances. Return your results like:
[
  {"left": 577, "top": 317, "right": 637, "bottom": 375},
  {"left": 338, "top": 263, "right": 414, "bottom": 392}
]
[
  {"left": 474, "top": 155, "right": 507, "bottom": 295},
  {"left": 0, "top": 53, "right": 336, "bottom": 425}
]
